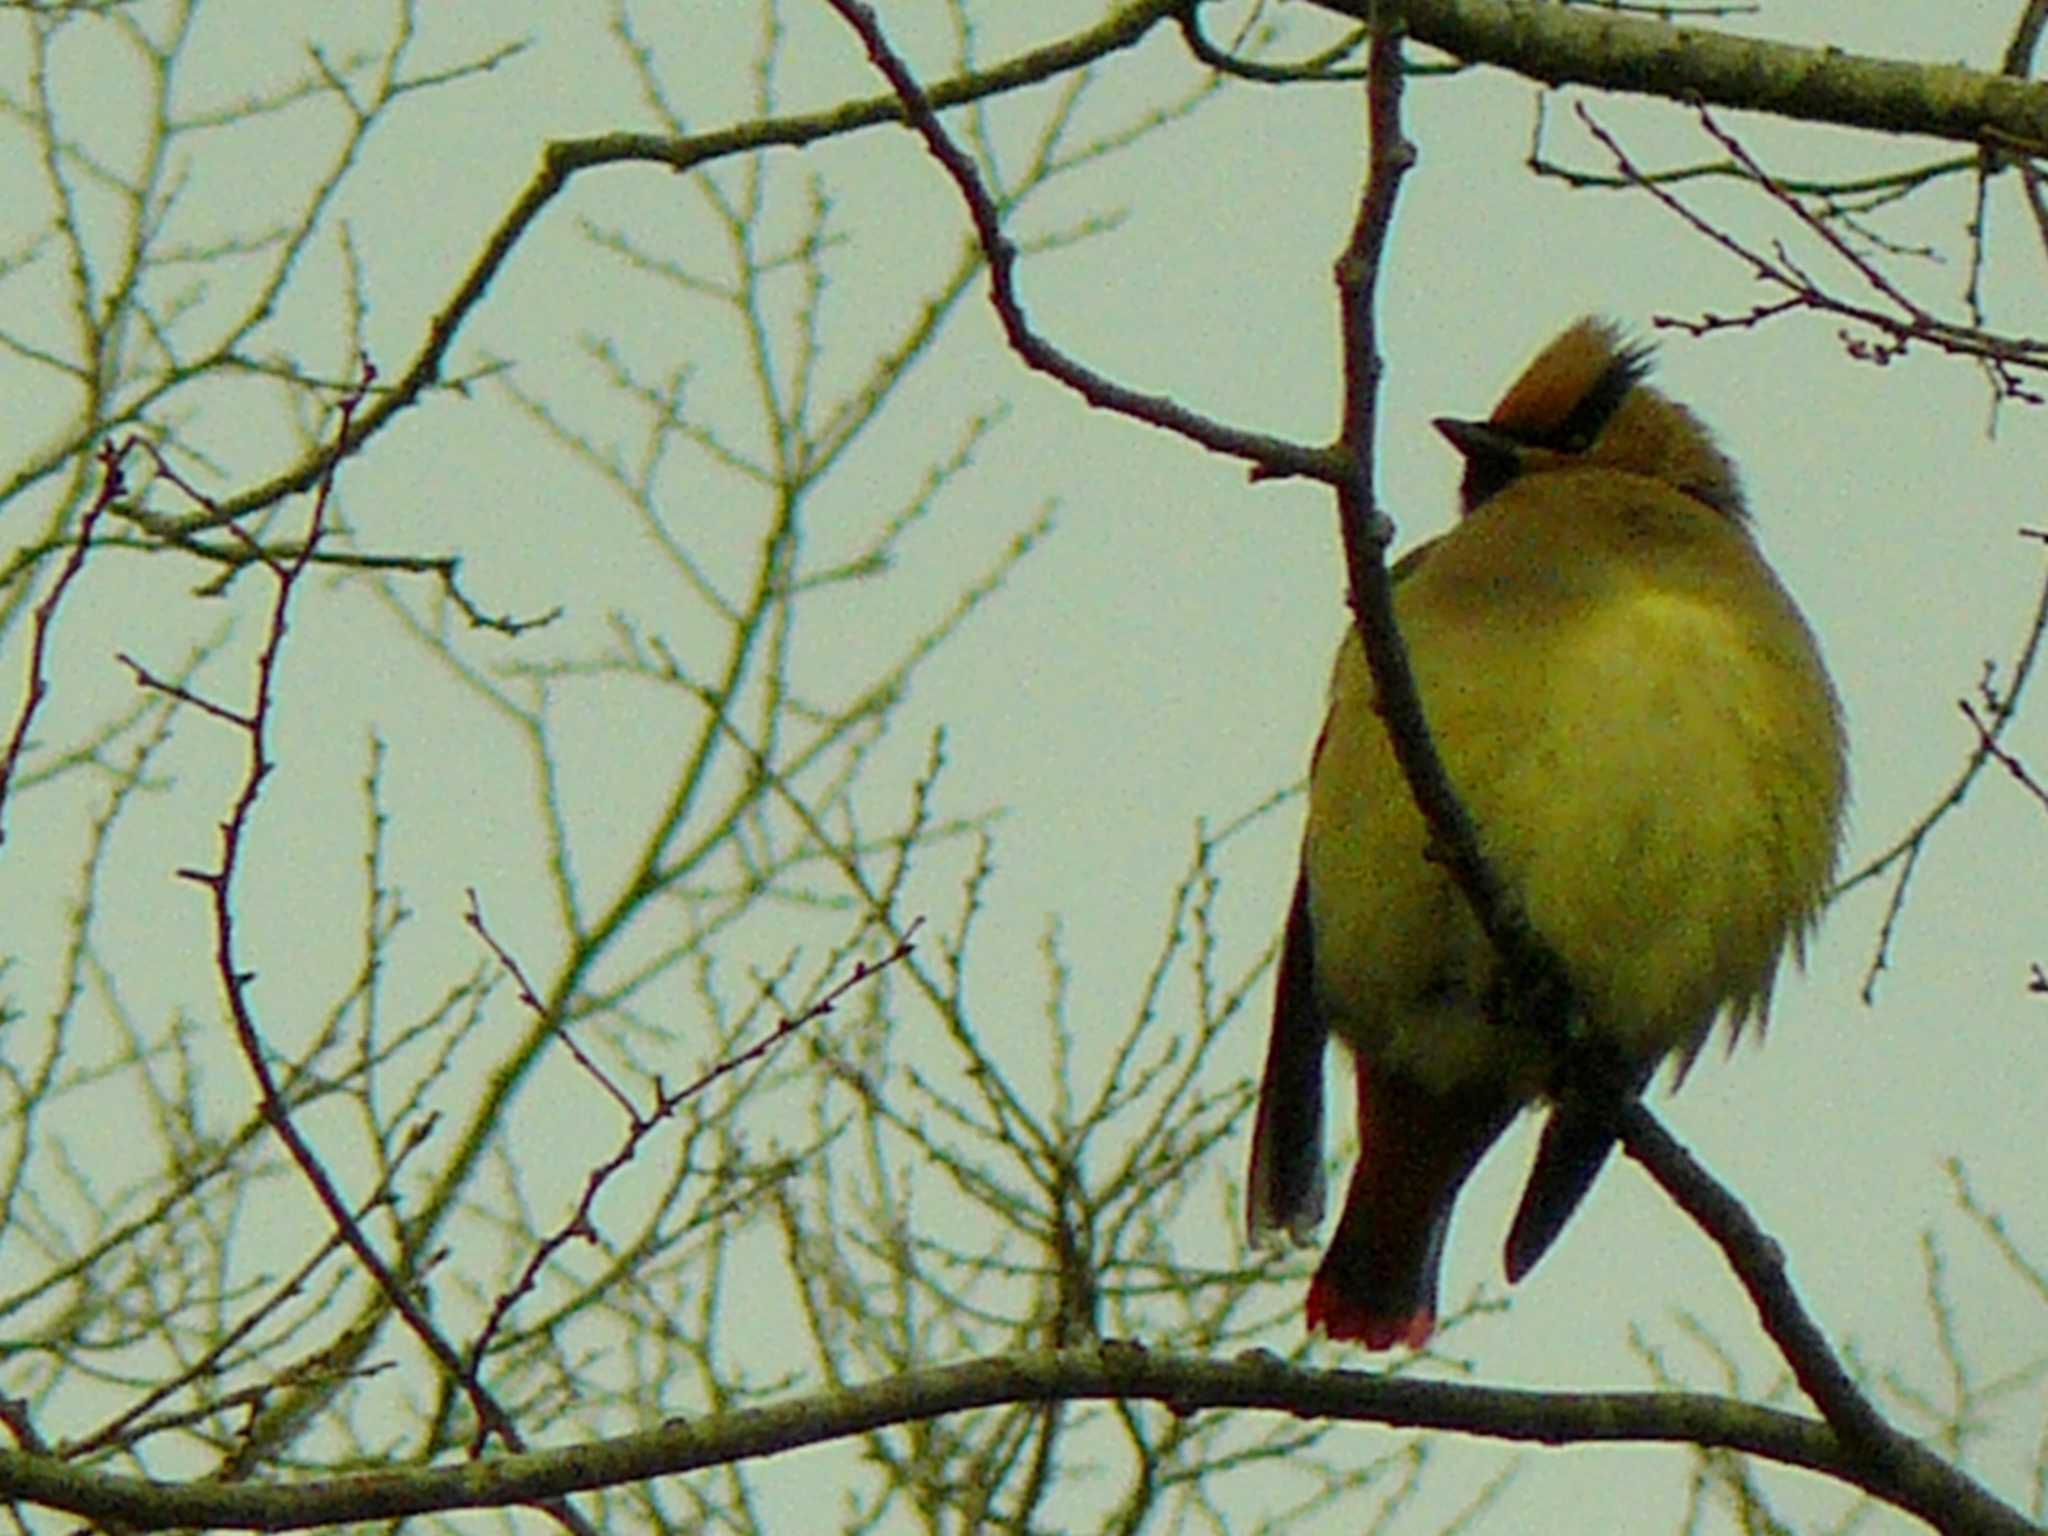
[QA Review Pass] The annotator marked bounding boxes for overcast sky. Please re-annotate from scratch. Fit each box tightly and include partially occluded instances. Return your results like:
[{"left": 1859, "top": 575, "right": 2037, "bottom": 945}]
[{"left": 1, "top": 4, "right": 2042, "bottom": 1532}]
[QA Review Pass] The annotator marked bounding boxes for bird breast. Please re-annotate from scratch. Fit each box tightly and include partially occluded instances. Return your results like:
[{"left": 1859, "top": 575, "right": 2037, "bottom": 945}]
[{"left": 1303, "top": 476, "right": 1843, "bottom": 1095}]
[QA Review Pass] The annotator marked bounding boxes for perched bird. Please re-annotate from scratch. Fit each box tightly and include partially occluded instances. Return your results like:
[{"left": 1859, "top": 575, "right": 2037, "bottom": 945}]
[{"left": 1246, "top": 317, "right": 1847, "bottom": 1350}]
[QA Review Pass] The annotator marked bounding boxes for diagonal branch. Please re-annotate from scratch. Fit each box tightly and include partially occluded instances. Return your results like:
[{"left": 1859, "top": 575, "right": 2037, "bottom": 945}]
[
  {"left": 1330, "top": 0, "right": 2048, "bottom": 147},
  {"left": 817, "top": 0, "right": 1339, "bottom": 483}
]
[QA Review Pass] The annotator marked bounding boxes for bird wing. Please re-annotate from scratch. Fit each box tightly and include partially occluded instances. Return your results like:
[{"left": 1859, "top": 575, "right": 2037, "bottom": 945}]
[{"left": 1247, "top": 869, "right": 1329, "bottom": 1246}]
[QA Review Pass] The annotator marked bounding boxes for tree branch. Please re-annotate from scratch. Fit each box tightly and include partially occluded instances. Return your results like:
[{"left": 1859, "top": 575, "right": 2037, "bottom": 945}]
[
  {"left": 127, "top": 0, "right": 1196, "bottom": 537},
  {"left": 0, "top": 1348, "right": 2032, "bottom": 1534},
  {"left": 1323, "top": 0, "right": 2048, "bottom": 147}
]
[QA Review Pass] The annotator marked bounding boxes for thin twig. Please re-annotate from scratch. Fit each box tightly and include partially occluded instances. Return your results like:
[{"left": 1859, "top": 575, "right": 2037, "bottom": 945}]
[
  {"left": 817, "top": 0, "right": 1338, "bottom": 485},
  {"left": 123, "top": 367, "right": 599, "bottom": 1536}
]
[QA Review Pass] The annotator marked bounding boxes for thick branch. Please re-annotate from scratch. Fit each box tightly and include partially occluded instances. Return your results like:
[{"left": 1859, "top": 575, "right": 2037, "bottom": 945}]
[
  {"left": 0, "top": 1348, "right": 2031, "bottom": 1534},
  {"left": 1319, "top": 0, "right": 2048, "bottom": 147}
]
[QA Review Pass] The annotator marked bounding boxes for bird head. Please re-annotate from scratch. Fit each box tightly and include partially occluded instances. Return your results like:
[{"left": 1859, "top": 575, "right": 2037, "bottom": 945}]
[{"left": 1434, "top": 317, "right": 1747, "bottom": 520}]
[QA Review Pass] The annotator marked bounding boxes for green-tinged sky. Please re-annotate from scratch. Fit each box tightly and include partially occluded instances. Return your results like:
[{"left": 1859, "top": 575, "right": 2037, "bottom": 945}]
[{"left": 0, "top": 4, "right": 2041, "bottom": 1532}]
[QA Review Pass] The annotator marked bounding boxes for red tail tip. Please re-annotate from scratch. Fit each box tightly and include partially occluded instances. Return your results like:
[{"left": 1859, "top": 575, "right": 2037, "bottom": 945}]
[{"left": 1306, "top": 1276, "right": 1434, "bottom": 1351}]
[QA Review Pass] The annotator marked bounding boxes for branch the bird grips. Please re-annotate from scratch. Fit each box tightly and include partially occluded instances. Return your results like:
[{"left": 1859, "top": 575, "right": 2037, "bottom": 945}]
[{"left": 1246, "top": 318, "right": 1848, "bottom": 1349}]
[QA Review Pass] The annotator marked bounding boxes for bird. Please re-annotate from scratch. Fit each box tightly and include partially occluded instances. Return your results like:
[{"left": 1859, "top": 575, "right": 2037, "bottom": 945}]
[{"left": 1245, "top": 317, "right": 1848, "bottom": 1350}]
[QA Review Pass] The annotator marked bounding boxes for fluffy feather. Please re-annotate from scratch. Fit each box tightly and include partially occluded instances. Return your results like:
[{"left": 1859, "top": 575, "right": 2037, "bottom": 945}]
[{"left": 1246, "top": 317, "right": 1847, "bottom": 1347}]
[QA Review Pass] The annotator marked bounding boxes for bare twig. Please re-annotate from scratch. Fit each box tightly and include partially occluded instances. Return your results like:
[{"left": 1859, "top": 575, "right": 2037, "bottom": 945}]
[
  {"left": 1580, "top": 101, "right": 2048, "bottom": 401},
  {"left": 461, "top": 925, "right": 921, "bottom": 1393},
  {"left": 1838, "top": 547, "right": 2048, "bottom": 1000},
  {"left": 0, "top": 441, "right": 124, "bottom": 844},
  {"left": 1959, "top": 697, "right": 2048, "bottom": 812},
  {"left": 818, "top": 0, "right": 1338, "bottom": 485},
  {"left": 121, "top": 367, "right": 596, "bottom": 1536}
]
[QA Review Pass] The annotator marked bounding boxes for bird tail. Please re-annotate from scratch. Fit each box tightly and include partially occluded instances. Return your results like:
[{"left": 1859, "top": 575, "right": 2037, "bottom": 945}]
[
  {"left": 1502, "top": 1052, "right": 1657, "bottom": 1282},
  {"left": 1247, "top": 873, "right": 1329, "bottom": 1246},
  {"left": 1309, "top": 1059, "right": 1516, "bottom": 1349}
]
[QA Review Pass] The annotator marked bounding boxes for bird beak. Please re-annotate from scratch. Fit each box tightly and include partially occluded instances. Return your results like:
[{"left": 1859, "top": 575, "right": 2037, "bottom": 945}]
[{"left": 1432, "top": 416, "right": 1517, "bottom": 465}]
